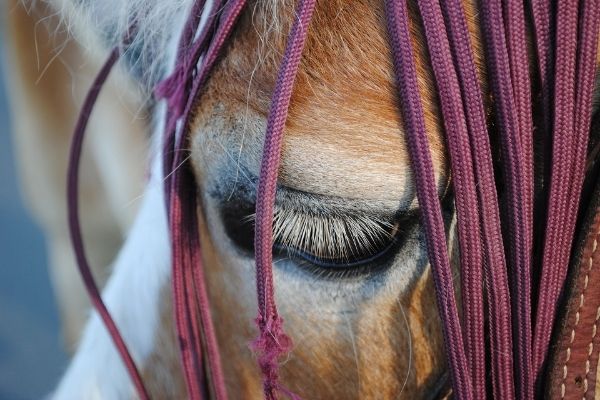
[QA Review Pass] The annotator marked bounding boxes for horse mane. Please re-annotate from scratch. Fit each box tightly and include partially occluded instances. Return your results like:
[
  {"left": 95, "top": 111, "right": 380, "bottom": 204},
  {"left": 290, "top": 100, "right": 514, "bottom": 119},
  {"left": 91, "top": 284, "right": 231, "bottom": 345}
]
[{"left": 45, "top": 0, "right": 192, "bottom": 85}]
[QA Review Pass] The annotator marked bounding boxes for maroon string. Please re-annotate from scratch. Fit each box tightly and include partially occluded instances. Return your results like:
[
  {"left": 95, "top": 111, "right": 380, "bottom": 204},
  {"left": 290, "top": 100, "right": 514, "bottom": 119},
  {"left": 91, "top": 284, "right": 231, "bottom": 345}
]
[
  {"left": 533, "top": 0, "right": 600, "bottom": 375},
  {"left": 170, "top": 171, "right": 210, "bottom": 400},
  {"left": 158, "top": 1, "right": 248, "bottom": 399},
  {"left": 66, "top": 47, "right": 150, "bottom": 400},
  {"left": 529, "top": 0, "right": 554, "bottom": 186},
  {"left": 507, "top": 0, "right": 536, "bottom": 394},
  {"left": 414, "top": 0, "right": 487, "bottom": 396},
  {"left": 384, "top": 1, "right": 474, "bottom": 398},
  {"left": 504, "top": 1, "right": 536, "bottom": 393},
  {"left": 533, "top": 5, "right": 580, "bottom": 372},
  {"left": 437, "top": 0, "right": 517, "bottom": 398},
  {"left": 479, "top": 0, "right": 535, "bottom": 397},
  {"left": 479, "top": 0, "right": 537, "bottom": 397},
  {"left": 160, "top": 7, "right": 220, "bottom": 394},
  {"left": 252, "top": 1, "right": 316, "bottom": 398},
  {"left": 530, "top": 0, "right": 553, "bottom": 126}
]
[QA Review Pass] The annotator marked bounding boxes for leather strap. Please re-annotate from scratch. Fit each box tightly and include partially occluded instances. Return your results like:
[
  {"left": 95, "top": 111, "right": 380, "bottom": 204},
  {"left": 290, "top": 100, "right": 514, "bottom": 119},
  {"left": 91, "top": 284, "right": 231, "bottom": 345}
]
[{"left": 547, "top": 208, "right": 600, "bottom": 399}]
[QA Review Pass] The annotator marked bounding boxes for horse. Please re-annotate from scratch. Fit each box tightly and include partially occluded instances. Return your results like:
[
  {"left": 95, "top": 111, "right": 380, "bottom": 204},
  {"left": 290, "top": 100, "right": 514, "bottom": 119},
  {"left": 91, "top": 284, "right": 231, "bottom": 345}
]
[{"left": 4, "top": 0, "right": 600, "bottom": 398}]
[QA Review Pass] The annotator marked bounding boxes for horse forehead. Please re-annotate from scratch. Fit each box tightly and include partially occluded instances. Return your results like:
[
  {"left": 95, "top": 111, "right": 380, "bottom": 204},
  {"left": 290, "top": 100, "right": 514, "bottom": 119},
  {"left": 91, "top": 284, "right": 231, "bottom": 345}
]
[{"left": 192, "top": 0, "right": 448, "bottom": 200}]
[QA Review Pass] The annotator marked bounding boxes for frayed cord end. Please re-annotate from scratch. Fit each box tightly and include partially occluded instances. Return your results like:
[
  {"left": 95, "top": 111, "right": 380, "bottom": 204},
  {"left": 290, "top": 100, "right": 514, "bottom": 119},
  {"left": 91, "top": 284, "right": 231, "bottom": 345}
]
[{"left": 250, "top": 315, "right": 301, "bottom": 400}]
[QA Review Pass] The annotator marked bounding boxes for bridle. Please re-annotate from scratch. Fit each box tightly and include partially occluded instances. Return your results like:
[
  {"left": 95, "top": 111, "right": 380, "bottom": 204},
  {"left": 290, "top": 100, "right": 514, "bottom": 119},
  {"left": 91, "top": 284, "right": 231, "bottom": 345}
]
[{"left": 66, "top": 0, "right": 600, "bottom": 399}]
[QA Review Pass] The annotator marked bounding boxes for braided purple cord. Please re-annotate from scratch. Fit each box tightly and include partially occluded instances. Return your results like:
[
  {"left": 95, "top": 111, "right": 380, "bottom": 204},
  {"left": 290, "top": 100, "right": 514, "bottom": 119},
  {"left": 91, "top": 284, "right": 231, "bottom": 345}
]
[
  {"left": 414, "top": 0, "right": 486, "bottom": 396},
  {"left": 67, "top": 47, "right": 150, "bottom": 400},
  {"left": 170, "top": 171, "right": 210, "bottom": 400},
  {"left": 529, "top": 0, "right": 554, "bottom": 184},
  {"left": 532, "top": 0, "right": 580, "bottom": 374},
  {"left": 252, "top": 0, "right": 316, "bottom": 398},
  {"left": 479, "top": 1, "right": 536, "bottom": 397},
  {"left": 533, "top": 0, "right": 600, "bottom": 375},
  {"left": 438, "top": 0, "right": 516, "bottom": 398},
  {"left": 504, "top": 9, "right": 535, "bottom": 394},
  {"left": 498, "top": 0, "right": 536, "bottom": 396},
  {"left": 384, "top": 1, "right": 473, "bottom": 398},
  {"left": 159, "top": 6, "right": 220, "bottom": 397},
  {"left": 530, "top": 0, "right": 552, "bottom": 96},
  {"left": 158, "top": 2, "right": 219, "bottom": 183},
  {"left": 158, "top": 1, "right": 247, "bottom": 398}
]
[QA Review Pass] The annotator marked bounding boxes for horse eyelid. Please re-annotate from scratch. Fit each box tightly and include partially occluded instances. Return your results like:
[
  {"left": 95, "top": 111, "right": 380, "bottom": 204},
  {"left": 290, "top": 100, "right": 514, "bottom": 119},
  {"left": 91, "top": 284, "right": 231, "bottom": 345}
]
[
  {"left": 244, "top": 206, "right": 401, "bottom": 262},
  {"left": 218, "top": 184, "right": 414, "bottom": 264}
]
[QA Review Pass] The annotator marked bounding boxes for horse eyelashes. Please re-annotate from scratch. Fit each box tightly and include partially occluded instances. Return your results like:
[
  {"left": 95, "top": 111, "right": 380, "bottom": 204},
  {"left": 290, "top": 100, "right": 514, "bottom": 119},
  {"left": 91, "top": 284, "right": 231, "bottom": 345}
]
[
  {"left": 220, "top": 195, "right": 412, "bottom": 271},
  {"left": 271, "top": 208, "right": 395, "bottom": 262},
  {"left": 242, "top": 207, "right": 403, "bottom": 267}
]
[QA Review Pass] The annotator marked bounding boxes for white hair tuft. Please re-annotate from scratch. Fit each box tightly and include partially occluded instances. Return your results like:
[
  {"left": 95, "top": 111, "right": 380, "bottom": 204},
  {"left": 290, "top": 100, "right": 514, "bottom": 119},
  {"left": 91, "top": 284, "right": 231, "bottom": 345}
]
[{"left": 46, "top": 0, "right": 195, "bottom": 86}]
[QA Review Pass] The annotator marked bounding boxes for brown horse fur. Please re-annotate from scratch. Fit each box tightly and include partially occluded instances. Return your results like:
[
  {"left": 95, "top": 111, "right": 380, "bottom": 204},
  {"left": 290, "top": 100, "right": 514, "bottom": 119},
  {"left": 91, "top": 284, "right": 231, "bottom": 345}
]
[{"left": 5, "top": 0, "right": 599, "bottom": 399}]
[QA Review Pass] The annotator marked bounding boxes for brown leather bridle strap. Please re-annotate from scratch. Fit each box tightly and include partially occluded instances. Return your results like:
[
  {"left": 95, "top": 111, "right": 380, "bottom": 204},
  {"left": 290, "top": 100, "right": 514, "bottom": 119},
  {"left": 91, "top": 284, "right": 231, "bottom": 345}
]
[{"left": 547, "top": 171, "right": 600, "bottom": 399}]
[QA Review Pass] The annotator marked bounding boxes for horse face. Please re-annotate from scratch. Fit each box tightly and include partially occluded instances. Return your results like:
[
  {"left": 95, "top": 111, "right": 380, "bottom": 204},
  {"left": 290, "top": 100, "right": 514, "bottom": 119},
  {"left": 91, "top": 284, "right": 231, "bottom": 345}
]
[
  {"left": 183, "top": 1, "right": 476, "bottom": 397},
  {"left": 33, "top": 0, "right": 481, "bottom": 397}
]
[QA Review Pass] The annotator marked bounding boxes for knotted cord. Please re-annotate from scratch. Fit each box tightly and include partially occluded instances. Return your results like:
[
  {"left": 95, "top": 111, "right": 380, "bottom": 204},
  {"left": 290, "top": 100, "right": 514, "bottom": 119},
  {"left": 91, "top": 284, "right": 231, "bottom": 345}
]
[{"left": 251, "top": 0, "right": 316, "bottom": 398}]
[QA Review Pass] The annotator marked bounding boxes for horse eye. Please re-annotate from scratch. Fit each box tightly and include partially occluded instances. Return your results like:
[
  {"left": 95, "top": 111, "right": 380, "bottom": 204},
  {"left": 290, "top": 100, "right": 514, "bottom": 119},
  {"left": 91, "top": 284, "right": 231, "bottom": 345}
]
[
  {"left": 272, "top": 220, "right": 401, "bottom": 269},
  {"left": 273, "top": 238, "right": 399, "bottom": 271},
  {"left": 220, "top": 197, "right": 416, "bottom": 277}
]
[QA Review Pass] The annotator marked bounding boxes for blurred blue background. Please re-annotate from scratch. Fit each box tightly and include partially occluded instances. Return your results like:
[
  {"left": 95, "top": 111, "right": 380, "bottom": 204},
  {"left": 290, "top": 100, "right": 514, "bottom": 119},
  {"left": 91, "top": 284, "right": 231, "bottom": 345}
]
[{"left": 0, "top": 18, "right": 68, "bottom": 400}]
